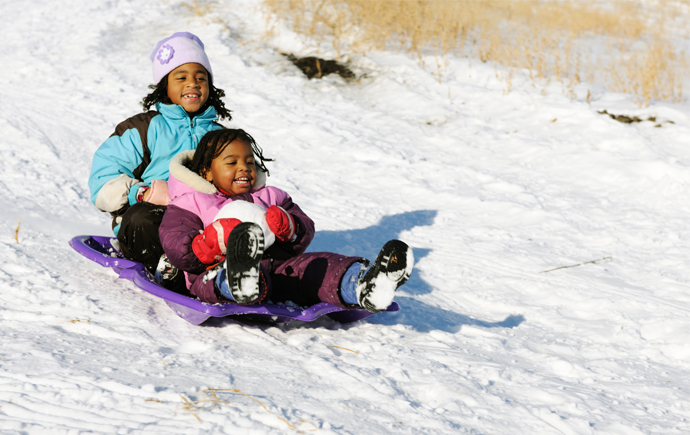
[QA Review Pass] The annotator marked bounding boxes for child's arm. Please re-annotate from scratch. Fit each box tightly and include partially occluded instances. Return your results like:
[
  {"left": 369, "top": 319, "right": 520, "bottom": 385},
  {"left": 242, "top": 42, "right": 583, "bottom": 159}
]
[
  {"left": 268, "top": 197, "right": 315, "bottom": 258},
  {"left": 266, "top": 206, "right": 297, "bottom": 242},
  {"left": 88, "top": 113, "right": 158, "bottom": 212},
  {"left": 159, "top": 204, "right": 210, "bottom": 274},
  {"left": 191, "top": 218, "right": 241, "bottom": 264},
  {"left": 89, "top": 140, "right": 145, "bottom": 213}
]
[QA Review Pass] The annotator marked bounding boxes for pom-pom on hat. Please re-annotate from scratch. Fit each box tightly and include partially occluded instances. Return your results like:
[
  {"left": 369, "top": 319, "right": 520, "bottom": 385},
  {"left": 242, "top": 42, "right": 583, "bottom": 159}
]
[{"left": 150, "top": 32, "right": 213, "bottom": 84}]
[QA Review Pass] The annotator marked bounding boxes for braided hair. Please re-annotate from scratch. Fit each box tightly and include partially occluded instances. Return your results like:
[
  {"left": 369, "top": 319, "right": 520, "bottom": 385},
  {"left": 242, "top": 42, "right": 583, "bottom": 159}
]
[
  {"left": 140, "top": 74, "right": 232, "bottom": 121},
  {"left": 189, "top": 129, "right": 273, "bottom": 179}
]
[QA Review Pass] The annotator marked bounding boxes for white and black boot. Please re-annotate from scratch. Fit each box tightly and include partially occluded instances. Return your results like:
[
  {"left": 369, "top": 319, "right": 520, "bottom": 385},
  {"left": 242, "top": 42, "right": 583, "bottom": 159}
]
[
  {"left": 154, "top": 254, "right": 180, "bottom": 288},
  {"left": 356, "top": 240, "right": 414, "bottom": 313},
  {"left": 224, "top": 222, "right": 265, "bottom": 304}
]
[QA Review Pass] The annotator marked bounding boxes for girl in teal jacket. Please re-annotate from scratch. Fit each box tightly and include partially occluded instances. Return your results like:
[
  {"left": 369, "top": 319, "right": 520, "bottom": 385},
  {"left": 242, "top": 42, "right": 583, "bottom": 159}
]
[{"left": 88, "top": 32, "right": 230, "bottom": 284}]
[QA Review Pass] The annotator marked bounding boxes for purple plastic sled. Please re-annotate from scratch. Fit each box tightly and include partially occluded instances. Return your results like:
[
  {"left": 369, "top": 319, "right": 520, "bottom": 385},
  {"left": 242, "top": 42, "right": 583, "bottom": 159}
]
[{"left": 69, "top": 235, "right": 399, "bottom": 325}]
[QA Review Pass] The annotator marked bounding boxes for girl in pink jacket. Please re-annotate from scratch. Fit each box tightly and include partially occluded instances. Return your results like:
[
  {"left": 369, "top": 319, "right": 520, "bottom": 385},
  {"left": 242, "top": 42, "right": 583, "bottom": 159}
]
[{"left": 159, "top": 129, "right": 413, "bottom": 313}]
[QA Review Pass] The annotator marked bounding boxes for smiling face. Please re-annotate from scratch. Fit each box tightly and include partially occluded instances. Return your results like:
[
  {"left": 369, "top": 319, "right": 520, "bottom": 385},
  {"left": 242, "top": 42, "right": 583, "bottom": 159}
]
[
  {"left": 204, "top": 139, "right": 257, "bottom": 195},
  {"left": 166, "top": 62, "right": 210, "bottom": 113}
]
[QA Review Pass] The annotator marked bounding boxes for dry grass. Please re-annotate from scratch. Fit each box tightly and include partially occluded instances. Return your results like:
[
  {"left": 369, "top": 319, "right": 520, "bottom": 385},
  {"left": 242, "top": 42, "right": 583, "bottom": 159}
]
[
  {"left": 178, "top": 388, "right": 317, "bottom": 430},
  {"left": 263, "top": 0, "right": 689, "bottom": 106},
  {"left": 14, "top": 217, "right": 20, "bottom": 243},
  {"left": 329, "top": 345, "right": 359, "bottom": 353},
  {"left": 181, "top": 0, "right": 216, "bottom": 17}
]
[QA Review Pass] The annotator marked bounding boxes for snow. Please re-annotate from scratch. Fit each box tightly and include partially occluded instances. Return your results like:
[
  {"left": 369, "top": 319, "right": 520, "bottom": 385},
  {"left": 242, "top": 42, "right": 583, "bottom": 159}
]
[{"left": 2, "top": 0, "right": 690, "bottom": 433}]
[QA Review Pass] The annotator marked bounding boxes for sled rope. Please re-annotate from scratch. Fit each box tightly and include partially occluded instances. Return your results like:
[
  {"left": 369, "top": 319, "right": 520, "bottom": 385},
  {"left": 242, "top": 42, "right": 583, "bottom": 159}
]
[{"left": 539, "top": 256, "right": 612, "bottom": 274}]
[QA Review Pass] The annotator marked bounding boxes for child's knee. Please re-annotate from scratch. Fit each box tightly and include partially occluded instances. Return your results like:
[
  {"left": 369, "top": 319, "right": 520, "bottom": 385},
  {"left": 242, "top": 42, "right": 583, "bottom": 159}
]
[{"left": 120, "top": 202, "right": 166, "bottom": 230}]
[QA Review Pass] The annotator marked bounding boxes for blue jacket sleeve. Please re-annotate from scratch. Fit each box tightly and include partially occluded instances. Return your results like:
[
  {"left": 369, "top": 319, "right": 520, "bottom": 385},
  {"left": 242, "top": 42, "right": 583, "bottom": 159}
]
[{"left": 88, "top": 130, "right": 145, "bottom": 203}]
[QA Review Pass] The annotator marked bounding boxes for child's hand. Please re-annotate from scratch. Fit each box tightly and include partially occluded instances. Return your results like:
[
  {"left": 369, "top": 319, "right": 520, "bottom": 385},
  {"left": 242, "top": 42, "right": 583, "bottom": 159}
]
[
  {"left": 145, "top": 179, "right": 171, "bottom": 206},
  {"left": 192, "top": 218, "right": 241, "bottom": 264},
  {"left": 266, "top": 206, "right": 296, "bottom": 242}
]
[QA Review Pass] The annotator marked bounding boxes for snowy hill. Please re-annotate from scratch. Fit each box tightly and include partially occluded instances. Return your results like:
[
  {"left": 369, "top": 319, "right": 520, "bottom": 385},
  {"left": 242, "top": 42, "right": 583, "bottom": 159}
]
[{"left": 2, "top": 0, "right": 690, "bottom": 433}]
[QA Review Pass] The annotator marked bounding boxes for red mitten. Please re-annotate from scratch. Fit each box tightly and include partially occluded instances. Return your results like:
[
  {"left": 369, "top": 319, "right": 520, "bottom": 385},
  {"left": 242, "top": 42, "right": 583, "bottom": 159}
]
[
  {"left": 266, "top": 206, "right": 296, "bottom": 242},
  {"left": 192, "top": 218, "right": 241, "bottom": 264}
]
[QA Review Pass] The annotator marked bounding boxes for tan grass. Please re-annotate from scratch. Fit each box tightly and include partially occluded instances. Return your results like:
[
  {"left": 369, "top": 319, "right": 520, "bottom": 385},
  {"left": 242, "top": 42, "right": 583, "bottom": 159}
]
[
  {"left": 329, "top": 345, "right": 359, "bottom": 354},
  {"left": 263, "top": 0, "right": 689, "bottom": 106},
  {"left": 14, "top": 217, "right": 20, "bottom": 243},
  {"left": 178, "top": 388, "right": 317, "bottom": 430},
  {"left": 609, "top": 35, "right": 688, "bottom": 107},
  {"left": 181, "top": 0, "right": 216, "bottom": 17}
]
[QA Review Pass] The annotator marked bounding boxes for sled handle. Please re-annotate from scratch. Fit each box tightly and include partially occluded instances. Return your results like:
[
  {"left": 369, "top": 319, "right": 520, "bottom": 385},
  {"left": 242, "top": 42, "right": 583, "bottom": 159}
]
[{"left": 69, "top": 235, "right": 141, "bottom": 269}]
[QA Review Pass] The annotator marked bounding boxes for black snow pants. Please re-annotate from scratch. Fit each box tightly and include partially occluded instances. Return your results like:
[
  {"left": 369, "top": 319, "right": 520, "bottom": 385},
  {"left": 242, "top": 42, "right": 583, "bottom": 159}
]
[{"left": 116, "top": 202, "right": 166, "bottom": 272}]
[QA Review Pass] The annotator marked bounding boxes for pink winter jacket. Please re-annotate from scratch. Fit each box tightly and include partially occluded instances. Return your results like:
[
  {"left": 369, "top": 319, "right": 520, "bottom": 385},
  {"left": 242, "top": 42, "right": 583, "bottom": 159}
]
[{"left": 159, "top": 150, "right": 315, "bottom": 303}]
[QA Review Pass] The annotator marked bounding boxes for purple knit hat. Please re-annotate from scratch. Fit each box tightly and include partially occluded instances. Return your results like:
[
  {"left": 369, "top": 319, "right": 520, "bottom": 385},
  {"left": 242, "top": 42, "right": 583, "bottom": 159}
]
[{"left": 150, "top": 32, "right": 213, "bottom": 84}]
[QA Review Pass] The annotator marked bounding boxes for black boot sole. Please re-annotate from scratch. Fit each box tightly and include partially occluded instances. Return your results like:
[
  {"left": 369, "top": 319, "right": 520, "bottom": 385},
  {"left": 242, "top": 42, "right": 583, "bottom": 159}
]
[{"left": 225, "top": 222, "right": 265, "bottom": 304}]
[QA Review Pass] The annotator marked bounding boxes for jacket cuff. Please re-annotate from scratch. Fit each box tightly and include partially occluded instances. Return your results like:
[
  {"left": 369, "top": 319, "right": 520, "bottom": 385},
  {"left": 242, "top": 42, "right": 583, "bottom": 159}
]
[
  {"left": 127, "top": 182, "right": 147, "bottom": 206},
  {"left": 290, "top": 214, "right": 305, "bottom": 240}
]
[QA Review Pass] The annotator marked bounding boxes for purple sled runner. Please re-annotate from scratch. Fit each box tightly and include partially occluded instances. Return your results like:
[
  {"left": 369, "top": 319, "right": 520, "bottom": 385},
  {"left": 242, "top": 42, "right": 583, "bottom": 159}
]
[{"left": 69, "top": 235, "right": 399, "bottom": 325}]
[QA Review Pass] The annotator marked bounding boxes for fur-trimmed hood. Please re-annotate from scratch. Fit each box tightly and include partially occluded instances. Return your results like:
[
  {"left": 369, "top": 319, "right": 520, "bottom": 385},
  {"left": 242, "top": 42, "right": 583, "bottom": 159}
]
[
  {"left": 167, "top": 150, "right": 289, "bottom": 230},
  {"left": 168, "top": 150, "right": 267, "bottom": 199}
]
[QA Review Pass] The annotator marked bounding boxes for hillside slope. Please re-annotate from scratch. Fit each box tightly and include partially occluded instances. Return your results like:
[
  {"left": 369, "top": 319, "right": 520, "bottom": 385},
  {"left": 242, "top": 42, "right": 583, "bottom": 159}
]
[{"left": 1, "top": 1, "right": 690, "bottom": 433}]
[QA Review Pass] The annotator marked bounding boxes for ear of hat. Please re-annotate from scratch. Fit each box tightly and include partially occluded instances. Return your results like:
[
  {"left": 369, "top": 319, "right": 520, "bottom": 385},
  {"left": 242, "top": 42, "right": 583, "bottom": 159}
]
[{"left": 150, "top": 32, "right": 213, "bottom": 84}]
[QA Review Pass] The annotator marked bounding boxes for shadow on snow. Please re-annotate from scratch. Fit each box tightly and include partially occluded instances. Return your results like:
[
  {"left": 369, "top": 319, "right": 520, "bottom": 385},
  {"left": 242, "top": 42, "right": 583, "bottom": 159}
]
[
  {"left": 307, "top": 209, "right": 435, "bottom": 297},
  {"left": 212, "top": 209, "right": 526, "bottom": 333},
  {"left": 367, "top": 296, "right": 525, "bottom": 333}
]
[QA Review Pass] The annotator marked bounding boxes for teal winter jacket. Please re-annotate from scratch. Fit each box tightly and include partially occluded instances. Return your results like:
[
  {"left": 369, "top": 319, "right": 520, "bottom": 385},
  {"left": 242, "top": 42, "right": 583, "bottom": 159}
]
[{"left": 88, "top": 102, "right": 223, "bottom": 230}]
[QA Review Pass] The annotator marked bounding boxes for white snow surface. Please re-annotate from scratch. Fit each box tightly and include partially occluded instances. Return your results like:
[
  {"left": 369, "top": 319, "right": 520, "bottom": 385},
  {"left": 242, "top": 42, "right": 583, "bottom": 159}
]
[{"left": 2, "top": 1, "right": 690, "bottom": 433}]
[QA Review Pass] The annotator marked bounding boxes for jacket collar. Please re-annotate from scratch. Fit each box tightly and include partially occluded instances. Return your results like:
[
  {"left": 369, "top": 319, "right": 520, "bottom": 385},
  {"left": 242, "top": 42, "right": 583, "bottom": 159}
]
[
  {"left": 156, "top": 102, "right": 218, "bottom": 122},
  {"left": 169, "top": 150, "right": 267, "bottom": 196}
]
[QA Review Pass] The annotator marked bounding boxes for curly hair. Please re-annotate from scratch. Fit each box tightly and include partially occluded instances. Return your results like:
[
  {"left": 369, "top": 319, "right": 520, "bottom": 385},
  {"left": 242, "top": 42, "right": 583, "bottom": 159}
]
[
  {"left": 140, "top": 74, "right": 232, "bottom": 121},
  {"left": 189, "top": 129, "right": 273, "bottom": 179}
]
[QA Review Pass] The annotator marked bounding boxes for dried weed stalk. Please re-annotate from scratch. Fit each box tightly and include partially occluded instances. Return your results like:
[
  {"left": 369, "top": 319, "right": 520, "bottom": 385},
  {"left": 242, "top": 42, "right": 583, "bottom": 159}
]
[
  {"left": 14, "top": 217, "right": 20, "bottom": 243},
  {"left": 180, "top": 388, "right": 317, "bottom": 430},
  {"left": 329, "top": 345, "right": 359, "bottom": 354},
  {"left": 539, "top": 256, "right": 612, "bottom": 274}
]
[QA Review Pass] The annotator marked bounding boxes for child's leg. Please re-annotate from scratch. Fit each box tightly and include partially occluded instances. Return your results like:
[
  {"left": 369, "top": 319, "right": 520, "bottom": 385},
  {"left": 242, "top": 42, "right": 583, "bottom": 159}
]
[
  {"left": 217, "top": 222, "right": 267, "bottom": 304},
  {"left": 270, "top": 253, "right": 365, "bottom": 308},
  {"left": 341, "top": 240, "right": 414, "bottom": 313},
  {"left": 117, "top": 202, "right": 187, "bottom": 292},
  {"left": 270, "top": 241, "right": 413, "bottom": 311},
  {"left": 187, "top": 263, "right": 271, "bottom": 305},
  {"left": 117, "top": 202, "right": 166, "bottom": 271},
  {"left": 212, "top": 264, "right": 271, "bottom": 305}
]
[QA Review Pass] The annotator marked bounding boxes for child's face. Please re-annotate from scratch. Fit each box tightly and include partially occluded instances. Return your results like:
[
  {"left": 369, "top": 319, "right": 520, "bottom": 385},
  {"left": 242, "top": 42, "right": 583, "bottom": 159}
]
[
  {"left": 204, "top": 139, "right": 257, "bottom": 195},
  {"left": 167, "top": 63, "right": 210, "bottom": 113}
]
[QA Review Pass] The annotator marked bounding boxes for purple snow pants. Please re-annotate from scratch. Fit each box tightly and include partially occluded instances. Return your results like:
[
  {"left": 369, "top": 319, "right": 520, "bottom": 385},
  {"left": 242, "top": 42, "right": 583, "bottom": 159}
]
[{"left": 189, "top": 251, "right": 365, "bottom": 308}]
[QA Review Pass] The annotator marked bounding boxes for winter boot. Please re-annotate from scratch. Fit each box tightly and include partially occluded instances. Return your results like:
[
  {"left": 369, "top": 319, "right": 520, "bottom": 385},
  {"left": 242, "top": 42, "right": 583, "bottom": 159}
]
[
  {"left": 223, "top": 222, "right": 265, "bottom": 304},
  {"left": 154, "top": 254, "right": 180, "bottom": 288},
  {"left": 356, "top": 240, "right": 414, "bottom": 313}
]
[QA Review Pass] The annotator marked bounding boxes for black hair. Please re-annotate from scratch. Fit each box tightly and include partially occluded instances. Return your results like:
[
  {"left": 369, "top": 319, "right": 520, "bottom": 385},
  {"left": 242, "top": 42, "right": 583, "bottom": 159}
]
[
  {"left": 189, "top": 129, "right": 273, "bottom": 179},
  {"left": 140, "top": 73, "right": 232, "bottom": 121}
]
